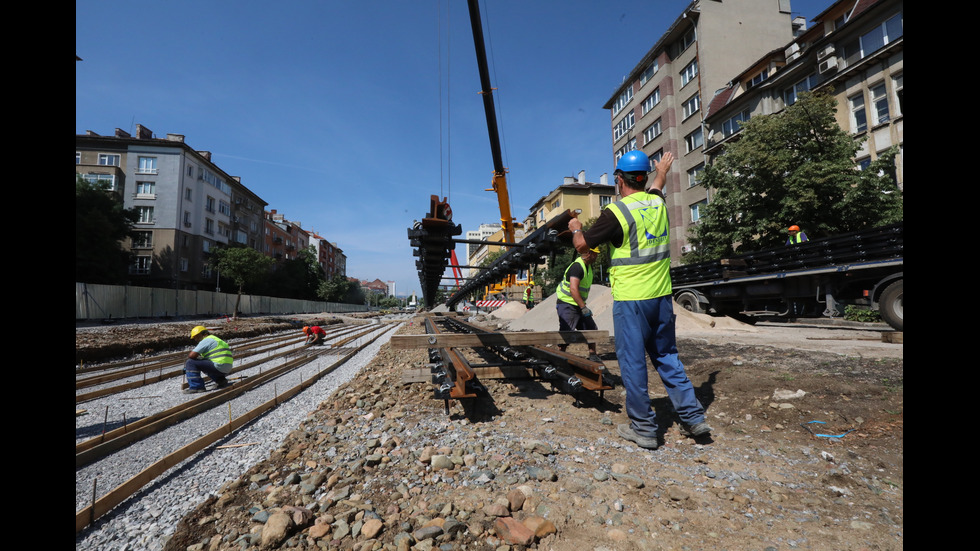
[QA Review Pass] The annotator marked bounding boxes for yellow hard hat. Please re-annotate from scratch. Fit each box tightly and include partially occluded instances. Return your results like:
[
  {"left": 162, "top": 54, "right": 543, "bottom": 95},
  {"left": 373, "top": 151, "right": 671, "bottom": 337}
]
[{"left": 190, "top": 326, "right": 208, "bottom": 339}]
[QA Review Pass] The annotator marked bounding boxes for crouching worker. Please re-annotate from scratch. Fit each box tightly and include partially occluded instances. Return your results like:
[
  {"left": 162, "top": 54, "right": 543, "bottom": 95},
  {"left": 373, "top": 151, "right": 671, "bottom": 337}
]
[
  {"left": 183, "top": 325, "right": 233, "bottom": 394},
  {"left": 303, "top": 325, "right": 327, "bottom": 346}
]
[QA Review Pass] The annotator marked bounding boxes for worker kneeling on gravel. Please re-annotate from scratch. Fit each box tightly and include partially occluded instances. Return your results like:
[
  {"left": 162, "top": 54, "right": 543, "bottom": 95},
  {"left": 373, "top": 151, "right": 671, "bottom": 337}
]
[
  {"left": 184, "top": 326, "right": 233, "bottom": 394},
  {"left": 303, "top": 325, "right": 327, "bottom": 346},
  {"left": 555, "top": 247, "right": 601, "bottom": 363}
]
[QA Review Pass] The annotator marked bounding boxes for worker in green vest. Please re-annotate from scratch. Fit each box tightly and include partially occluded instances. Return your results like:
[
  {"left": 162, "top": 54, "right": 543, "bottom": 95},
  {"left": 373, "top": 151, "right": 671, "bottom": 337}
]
[
  {"left": 523, "top": 282, "right": 535, "bottom": 310},
  {"left": 786, "top": 225, "right": 809, "bottom": 245},
  {"left": 184, "top": 325, "right": 234, "bottom": 394},
  {"left": 568, "top": 150, "right": 710, "bottom": 450},
  {"left": 555, "top": 248, "right": 601, "bottom": 362}
]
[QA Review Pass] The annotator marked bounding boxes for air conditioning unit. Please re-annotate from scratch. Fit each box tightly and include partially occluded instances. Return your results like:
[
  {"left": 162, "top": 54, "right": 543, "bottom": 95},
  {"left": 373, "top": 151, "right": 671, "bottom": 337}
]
[
  {"left": 818, "top": 56, "right": 838, "bottom": 74},
  {"left": 817, "top": 44, "right": 835, "bottom": 60}
]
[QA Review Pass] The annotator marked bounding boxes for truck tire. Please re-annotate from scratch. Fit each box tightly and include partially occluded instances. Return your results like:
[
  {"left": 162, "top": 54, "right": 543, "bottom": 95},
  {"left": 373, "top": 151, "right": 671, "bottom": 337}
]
[
  {"left": 675, "top": 291, "right": 704, "bottom": 314},
  {"left": 878, "top": 280, "right": 903, "bottom": 331}
]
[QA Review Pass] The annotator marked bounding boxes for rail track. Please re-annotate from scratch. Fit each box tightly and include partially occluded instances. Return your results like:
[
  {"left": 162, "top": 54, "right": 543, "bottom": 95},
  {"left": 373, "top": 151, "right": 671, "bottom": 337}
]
[{"left": 75, "top": 320, "right": 401, "bottom": 534}]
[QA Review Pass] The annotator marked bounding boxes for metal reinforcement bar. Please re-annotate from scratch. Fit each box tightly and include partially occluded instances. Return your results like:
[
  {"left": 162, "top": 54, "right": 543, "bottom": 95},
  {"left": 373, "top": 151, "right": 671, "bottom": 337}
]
[{"left": 75, "top": 325, "right": 393, "bottom": 534}]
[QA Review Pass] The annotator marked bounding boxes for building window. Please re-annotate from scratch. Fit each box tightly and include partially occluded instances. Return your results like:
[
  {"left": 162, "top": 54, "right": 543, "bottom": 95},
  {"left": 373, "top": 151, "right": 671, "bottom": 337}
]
[
  {"left": 132, "top": 231, "right": 153, "bottom": 248},
  {"left": 137, "top": 206, "right": 155, "bottom": 224},
  {"left": 599, "top": 196, "right": 612, "bottom": 208},
  {"left": 180, "top": 257, "right": 189, "bottom": 272},
  {"left": 640, "top": 61, "right": 659, "bottom": 85},
  {"left": 722, "top": 110, "right": 750, "bottom": 137},
  {"left": 219, "top": 224, "right": 231, "bottom": 238},
  {"left": 685, "top": 128, "right": 704, "bottom": 153},
  {"left": 649, "top": 149, "right": 663, "bottom": 164},
  {"left": 893, "top": 73, "right": 903, "bottom": 116},
  {"left": 205, "top": 218, "right": 215, "bottom": 235},
  {"left": 98, "top": 154, "right": 120, "bottom": 166},
  {"left": 643, "top": 119, "right": 662, "bottom": 144},
  {"left": 613, "top": 111, "right": 635, "bottom": 141},
  {"left": 850, "top": 93, "right": 867, "bottom": 133},
  {"left": 184, "top": 211, "right": 192, "bottom": 227},
  {"left": 76, "top": 152, "right": 81, "bottom": 164},
  {"left": 747, "top": 69, "right": 769, "bottom": 89},
  {"left": 681, "top": 59, "right": 698, "bottom": 87},
  {"left": 137, "top": 156, "right": 158, "bottom": 174},
  {"left": 205, "top": 196, "right": 216, "bottom": 213},
  {"left": 185, "top": 188, "right": 193, "bottom": 201},
  {"left": 203, "top": 240, "right": 212, "bottom": 253},
  {"left": 783, "top": 74, "right": 815, "bottom": 105},
  {"left": 679, "top": 27, "right": 696, "bottom": 52},
  {"left": 688, "top": 163, "right": 704, "bottom": 187},
  {"left": 870, "top": 83, "right": 889, "bottom": 126},
  {"left": 81, "top": 173, "right": 117, "bottom": 191},
  {"left": 135, "top": 181, "right": 156, "bottom": 197},
  {"left": 682, "top": 93, "right": 700, "bottom": 119},
  {"left": 611, "top": 87, "right": 634, "bottom": 116},
  {"left": 133, "top": 256, "right": 152, "bottom": 275},
  {"left": 690, "top": 200, "right": 708, "bottom": 223},
  {"left": 552, "top": 199, "right": 561, "bottom": 210},
  {"left": 641, "top": 88, "right": 660, "bottom": 115},
  {"left": 219, "top": 201, "right": 231, "bottom": 216},
  {"left": 841, "top": 12, "right": 902, "bottom": 68}
]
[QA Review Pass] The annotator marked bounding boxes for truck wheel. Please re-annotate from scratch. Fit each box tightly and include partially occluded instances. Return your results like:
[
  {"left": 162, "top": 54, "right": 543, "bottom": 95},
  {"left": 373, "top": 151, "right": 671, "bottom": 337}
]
[
  {"left": 675, "top": 292, "right": 704, "bottom": 314},
  {"left": 879, "top": 280, "right": 903, "bottom": 331}
]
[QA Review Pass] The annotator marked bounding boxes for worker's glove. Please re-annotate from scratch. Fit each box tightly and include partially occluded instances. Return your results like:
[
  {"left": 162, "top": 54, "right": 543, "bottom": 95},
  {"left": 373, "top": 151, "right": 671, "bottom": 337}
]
[{"left": 581, "top": 307, "right": 592, "bottom": 317}]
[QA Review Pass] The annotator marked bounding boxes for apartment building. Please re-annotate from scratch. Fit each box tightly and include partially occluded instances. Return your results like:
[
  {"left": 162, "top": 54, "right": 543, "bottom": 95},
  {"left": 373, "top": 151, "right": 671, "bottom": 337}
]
[
  {"left": 264, "top": 209, "right": 309, "bottom": 262},
  {"left": 465, "top": 223, "right": 503, "bottom": 262},
  {"left": 603, "top": 0, "right": 796, "bottom": 259},
  {"left": 523, "top": 170, "right": 616, "bottom": 232},
  {"left": 75, "top": 125, "right": 267, "bottom": 290},
  {"left": 704, "top": 0, "right": 903, "bottom": 188},
  {"left": 309, "top": 232, "right": 347, "bottom": 281}
]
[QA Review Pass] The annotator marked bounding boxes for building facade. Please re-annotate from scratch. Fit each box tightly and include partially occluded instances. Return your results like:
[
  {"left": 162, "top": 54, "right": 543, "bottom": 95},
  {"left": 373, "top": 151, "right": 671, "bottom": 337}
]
[
  {"left": 603, "top": 0, "right": 797, "bottom": 259},
  {"left": 523, "top": 170, "right": 616, "bottom": 231},
  {"left": 76, "top": 125, "right": 267, "bottom": 290},
  {"left": 264, "top": 209, "right": 309, "bottom": 262}
]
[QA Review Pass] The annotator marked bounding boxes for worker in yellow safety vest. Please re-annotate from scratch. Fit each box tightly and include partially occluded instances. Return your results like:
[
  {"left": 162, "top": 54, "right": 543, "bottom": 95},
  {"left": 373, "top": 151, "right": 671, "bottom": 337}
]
[
  {"left": 555, "top": 248, "right": 601, "bottom": 362},
  {"left": 184, "top": 325, "right": 234, "bottom": 394},
  {"left": 523, "top": 283, "right": 535, "bottom": 309},
  {"left": 568, "top": 150, "right": 710, "bottom": 450}
]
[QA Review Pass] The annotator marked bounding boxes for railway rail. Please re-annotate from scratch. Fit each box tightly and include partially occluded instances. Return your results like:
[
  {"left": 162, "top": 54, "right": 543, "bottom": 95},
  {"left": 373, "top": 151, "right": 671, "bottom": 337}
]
[{"left": 75, "top": 320, "right": 401, "bottom": 534}]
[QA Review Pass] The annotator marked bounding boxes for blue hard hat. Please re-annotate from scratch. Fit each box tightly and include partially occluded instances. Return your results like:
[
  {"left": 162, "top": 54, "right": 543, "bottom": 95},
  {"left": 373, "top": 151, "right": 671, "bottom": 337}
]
[{"left": 616, "top": 150, "right": 651, "bottom": 173}]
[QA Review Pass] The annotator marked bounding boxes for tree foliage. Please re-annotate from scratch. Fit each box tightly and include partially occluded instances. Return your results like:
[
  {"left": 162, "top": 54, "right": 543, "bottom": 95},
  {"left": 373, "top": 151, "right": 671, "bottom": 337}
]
[
  {"left": 318, "top": 274, "right": 352, "bottom": 303},
  {"left": 210, "top": 244, "right": 274, "bottom": 315},
  {"left": 76, "top": 177, "right": 139, "bottom": 284},
  {"left": 268, "top": 246, "right": 325, "bottom": 301},
  {"left": 686, "top": 91, "right": 902, "bottom": 262}
]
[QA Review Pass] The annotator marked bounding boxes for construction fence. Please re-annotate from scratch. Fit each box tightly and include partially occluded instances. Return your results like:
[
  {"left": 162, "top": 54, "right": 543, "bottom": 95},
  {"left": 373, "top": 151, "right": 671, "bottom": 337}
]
[{"left": 76, "top": 282, "right": 368, "bottom": 321}]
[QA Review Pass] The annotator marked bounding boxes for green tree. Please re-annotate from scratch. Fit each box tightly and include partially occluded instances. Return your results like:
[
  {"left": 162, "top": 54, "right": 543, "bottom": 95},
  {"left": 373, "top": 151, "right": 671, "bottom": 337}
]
[
  {"left": 76, "top": 177, "right": 139, "bottom": 284},
  {"left": 687, "top": 91, "right": 902, "bottom": 262},
  {"left": 318, "top": 274, "right": 352, "bottom": 303},
  {"left": 210, "top": 244, "right": 274, "bottom": 317},
  {"left": 272, "top": 246, "right": 325, "bottom": 300}
]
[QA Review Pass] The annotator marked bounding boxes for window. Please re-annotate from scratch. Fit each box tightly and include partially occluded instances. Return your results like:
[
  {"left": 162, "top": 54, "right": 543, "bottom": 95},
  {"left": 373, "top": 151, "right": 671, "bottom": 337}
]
[
  {"left": 180, "top": 257, "right": 189, "bottom": 272},
  {"left": 893, "top": 73, "right": 903, "bottom": 116},
  {"left": 850, "top": 93, "right": 868, "bottom": 133},
  {"left": 98, "top": 154, "right": 120, "bottom": 166},
  {"left": 640, "top": 61, "right": 659, "bottom": 85},
  {"left": 76, "top": 152, "right": 81, "bottom": 164},
  {"left": 137, "top": 206, "right": 155, "bottom": 224},
  {"left": 599, "top": 196, "right": 612, "bottom": 208},
  {"left": 613, "top": 111, "right": 635, "bottom": 141},
  {"left": 783, "top": 74, "right": 815, "bottom": 105},
  {"left": 643, "top": 119, "right": 662, "bottom": 144},
  {"left": 205, "top": 218, "right": 215, "bottom": 235},
  {"left": 679, "top": 28, "right": 696, "bottom": 52},
  {"left": 722, "top": 110, "right": 750, "bottom": 137},
  {"left": 690, "top": 200, "right": 707, "bottom": 223},
  {"left": 203, "top": 240, "right": 212, "bottom": 253},
  {"left": 552, "top": 199, "right": 561, "bottom": 210},
  {"left": 648, "top": 149, "right": 663, "bottom": 164},
  {"left": 611, "top": 87, "right": 634, "bottom": 116},
  {"left": 206, "top": 196, "right": 216, "bottom": 213},
  {"left": 135, "top": 181, "right": 156, "bottom": 197},
  {"left": 685, "top": 128, "right": 704, "bottom": 153},
  {"left": 688, "top": 163, "right": 704, "bottom": 187},
  {"left": 842, "top": 12, "right": 903, "bottom": 68},
  {"left": 682, "top": 93, "right": 700, "bottom": 119},
  {"left": 184, "top": 211, "right": 192, "bottom": 227},
  {"left": 132, "top": 256, "right": 152, "bottom": 275},
  {"left": 219, "top": 201, "right": 231, "bottom": 216},
  {"left": 132, "top": 231, "right": 153, "bottom": 248},
  {"left": 870, "top": 83, "right": 889, "bottom": 126},
  {"left": 219, "top": 224, "right": 231, "bottom": 238},
  {"left": 747, "top": 69, "right": 769, "bottom": 89},
  {"left": 137, "top": 156, "right": 158, "bottom": 174},
  {"left": 641, "top": 88, "right": 660, "bottom": 115},
  {"left": 81, "top": 173, "right": 117, "bottom": 191},
  {"left": 185, "top": 188, "right": 193, "bottom": 200},
  {"left": 681, "top": 59, "right": 698, "bottom": 87}
]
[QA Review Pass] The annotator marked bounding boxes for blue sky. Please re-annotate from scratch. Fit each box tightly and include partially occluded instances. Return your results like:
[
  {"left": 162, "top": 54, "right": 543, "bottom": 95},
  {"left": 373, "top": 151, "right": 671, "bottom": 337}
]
[{"left": 76, "top": 0, "right": 831, "bottom": 298}]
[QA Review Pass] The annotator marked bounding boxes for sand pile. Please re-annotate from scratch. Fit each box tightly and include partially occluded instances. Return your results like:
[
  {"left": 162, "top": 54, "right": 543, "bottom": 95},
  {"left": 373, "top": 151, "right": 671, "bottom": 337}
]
[{"left": 500, "top": 285, "right": 754, "bottom": 336}]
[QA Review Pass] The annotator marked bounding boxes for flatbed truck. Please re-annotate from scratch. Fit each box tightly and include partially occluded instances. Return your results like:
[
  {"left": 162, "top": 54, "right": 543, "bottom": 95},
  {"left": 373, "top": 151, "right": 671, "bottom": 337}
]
[{"left": 670, "top": 222, "right": 903, "bottom": 331}]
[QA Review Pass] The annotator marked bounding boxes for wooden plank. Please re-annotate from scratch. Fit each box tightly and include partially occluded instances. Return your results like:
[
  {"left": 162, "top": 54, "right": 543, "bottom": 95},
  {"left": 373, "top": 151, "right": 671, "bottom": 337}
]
[
  {"left": 389, "top": 330, "right": 609, "bottom": 350},
  {"left": 401, "top": 368, "right": 430, "bottom": 384},
  {"left": 881, "top": 331, "right": 903, "bottom": 344}
]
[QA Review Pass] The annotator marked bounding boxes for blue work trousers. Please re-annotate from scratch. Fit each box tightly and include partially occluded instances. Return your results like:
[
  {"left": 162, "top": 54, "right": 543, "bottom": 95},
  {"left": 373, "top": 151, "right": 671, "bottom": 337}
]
[
  {"left": 613, "top": 296, "right": 705, "bottom": 438},
  {"left": 184, "top": 358, "right": 229, "bottom": 390}
]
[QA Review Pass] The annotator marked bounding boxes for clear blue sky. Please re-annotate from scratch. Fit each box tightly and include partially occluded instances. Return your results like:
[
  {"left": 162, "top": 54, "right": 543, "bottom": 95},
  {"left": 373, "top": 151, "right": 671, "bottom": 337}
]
[{"left": 76, "top": 0, "right": 831, "bottom": 298}]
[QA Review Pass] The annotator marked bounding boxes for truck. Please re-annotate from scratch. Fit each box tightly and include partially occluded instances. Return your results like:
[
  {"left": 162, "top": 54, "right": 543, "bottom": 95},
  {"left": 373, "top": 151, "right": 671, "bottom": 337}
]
[{"left": 669, "top": 222, "right": 903, "bottom": 331}]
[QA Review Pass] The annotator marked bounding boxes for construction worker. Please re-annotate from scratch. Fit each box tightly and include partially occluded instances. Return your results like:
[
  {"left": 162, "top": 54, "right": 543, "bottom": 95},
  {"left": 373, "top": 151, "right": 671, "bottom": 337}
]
[
  {"left": 303, "top": 325, "right": 327, "bottom": 346},
  {"left": 555, "top": 248, "right": 601, "bottom": 362},
  {"left": 523, "top": 282, "right": 535, "bottom": 310},
  {"left": 184, "top": 326, "right": 233, "bottom": 394},
  {"left": 568, "top": 150, "right": 710, "bottom": 450},
  {"left": 786, "top": 225, "right": 809, "bottom": 245}
]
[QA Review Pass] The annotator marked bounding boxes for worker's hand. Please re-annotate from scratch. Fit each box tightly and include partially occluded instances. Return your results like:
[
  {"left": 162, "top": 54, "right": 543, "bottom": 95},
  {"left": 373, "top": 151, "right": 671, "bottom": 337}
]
[
  {"left": 581, "top": 307, "right": 592, "bottom": 317},
  {"left": 654, "top": 152, "right": 674, "bottom": 174},
  {"left": 568, "top": 218, "right": 582, "bottom": 232}
]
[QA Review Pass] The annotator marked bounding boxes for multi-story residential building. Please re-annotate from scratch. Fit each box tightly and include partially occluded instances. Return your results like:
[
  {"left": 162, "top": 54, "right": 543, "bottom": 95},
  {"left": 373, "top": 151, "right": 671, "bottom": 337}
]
[
  {"left": 264, "top": 209, "right": 309, "bottom": 262},
  {"left": 465, "top": 223, "right": 502, "bottom": 263},
  {"left": 523, "top": 170, "right": 616, "bottom": 232},
  {"left": 704, "top": 0, "right": 903, "bottom": 197},
  {"left": 309, "top": 231, "right": 347, "bottom": 281},
  {"left": 603, "top": 0, "right": 797, "bottom": 259},
  {"left": 75, "top": 124, "right": 267, "bottom": 290}
]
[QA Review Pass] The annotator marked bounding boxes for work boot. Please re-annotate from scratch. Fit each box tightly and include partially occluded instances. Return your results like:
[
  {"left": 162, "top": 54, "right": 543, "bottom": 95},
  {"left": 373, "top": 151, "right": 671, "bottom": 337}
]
[
  {"left": 617, "top": 424, "right": 659, "bottom": 450},
  {"left": 679, "top": 422, "right": 712, "bottom": 437},
  {"left": 183, "top": 388, "right": 206, "bottom": 395},
  {"left": 215, "top": 380, "right": 232, "bottom": 390}
]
